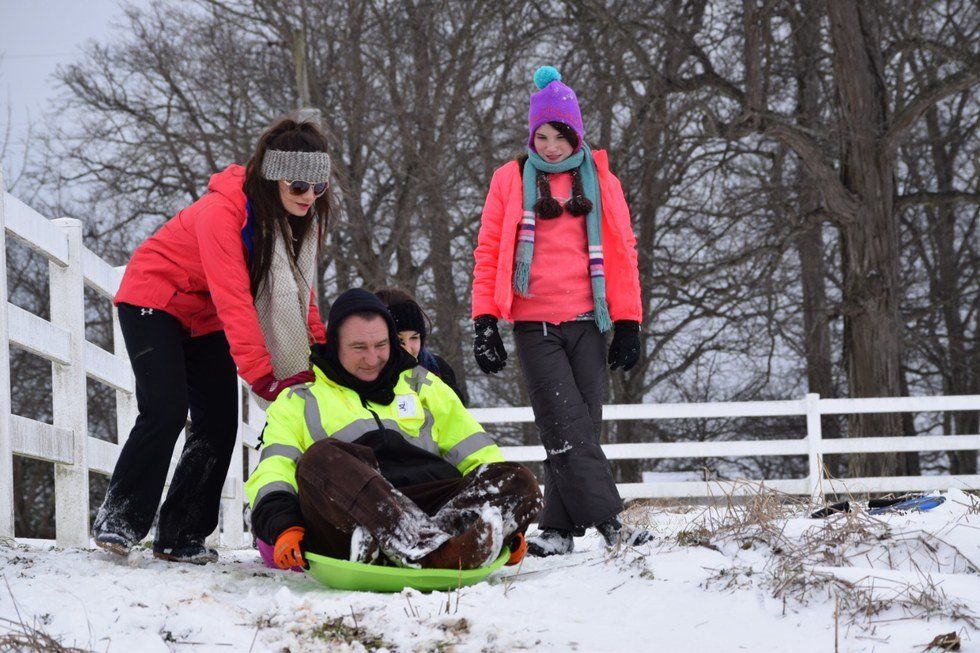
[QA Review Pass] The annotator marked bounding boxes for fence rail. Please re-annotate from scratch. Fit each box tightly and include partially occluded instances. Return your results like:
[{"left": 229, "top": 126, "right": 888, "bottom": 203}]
[{"left": 2, "top": 173, "right": 979, "bottom": 549}]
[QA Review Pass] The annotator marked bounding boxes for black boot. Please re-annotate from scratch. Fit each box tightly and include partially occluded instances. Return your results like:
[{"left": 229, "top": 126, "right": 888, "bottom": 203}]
[
  {"left": 597, "top": 517, "right": 652, "bottom": 548},
  {"left": 94, "top": 530, "right": 135, "bottom": 556},
  {"left": 152, "top": 541, "right": 218, "bottom": 565},
  {"left": 526, "top": 528, "right": 574, "bottom": 557}
]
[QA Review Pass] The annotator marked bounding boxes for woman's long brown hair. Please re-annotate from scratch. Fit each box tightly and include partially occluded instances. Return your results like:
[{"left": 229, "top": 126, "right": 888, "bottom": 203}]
[{"left": 242, "top": 116, "right": 331, "bottom": 296}]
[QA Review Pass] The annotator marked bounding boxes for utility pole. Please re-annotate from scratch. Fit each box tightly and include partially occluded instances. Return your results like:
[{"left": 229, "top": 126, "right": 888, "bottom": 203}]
[{"left": 292, "top": 1, "right": 321, "bottom": 126}]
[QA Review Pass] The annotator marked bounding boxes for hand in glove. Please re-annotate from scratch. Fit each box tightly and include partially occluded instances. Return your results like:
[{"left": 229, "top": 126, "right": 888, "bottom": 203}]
[
  {"left": 473, "top": 315, "right": 507, "bottom": 374},
  {"left": 608, "top": 321, "right": 641, "bottom": 371},
  {"left": 273, "top": 526, "right": 307, "bottom": 570},
  {"left": 506, "top": 532, "right": 528, "bottom": 566},
  {"left": 251, "top": 370, "right": 315, "bottom": 402}
]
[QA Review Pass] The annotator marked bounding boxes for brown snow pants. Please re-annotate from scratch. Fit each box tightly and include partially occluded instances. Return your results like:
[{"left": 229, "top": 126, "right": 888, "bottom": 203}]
[{"left": 295, "top": 439, "right": 542, "bottom": 561}]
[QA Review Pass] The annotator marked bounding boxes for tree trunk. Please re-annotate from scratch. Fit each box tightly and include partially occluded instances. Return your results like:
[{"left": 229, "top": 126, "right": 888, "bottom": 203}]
[
  {"left": 790, "top": 0, "right": 842, "bottom": 476},
  {"left": 924, "top": 103, "right": 979, "bottom": 474},
  {"left": 827, "top": 1, "right": 906, "bottom": 477}
]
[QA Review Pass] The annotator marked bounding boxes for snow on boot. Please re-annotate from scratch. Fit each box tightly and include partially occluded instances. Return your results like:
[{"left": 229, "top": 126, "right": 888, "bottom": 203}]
[
  {"left": 598, "top": 518, "right": 652, "bottom": 548},
  {"left": 94, "top": 531, "right": 134, "bottom": 556},
  {"left": 152, "top": 542, "right": 218, "bottom": 565},
  {"left": 526, "top": 528, "right": 574, "bottom": 557},
  {"left": 349, "top": 525, "right": 382, "bottom": 564}
]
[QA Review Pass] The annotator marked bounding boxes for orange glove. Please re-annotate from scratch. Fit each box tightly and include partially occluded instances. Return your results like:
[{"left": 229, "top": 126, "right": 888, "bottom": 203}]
[
  {"left": 505, "top": 532, "right": 527, "bottom": 566},
  {"left": 274, "top": 526, "right": 307, "bottom": 570}
]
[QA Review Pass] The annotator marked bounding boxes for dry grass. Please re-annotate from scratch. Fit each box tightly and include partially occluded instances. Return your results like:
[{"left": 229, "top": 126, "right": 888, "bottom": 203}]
[{"left": 647, "top": 482, "right": 979, "bottom": 632}]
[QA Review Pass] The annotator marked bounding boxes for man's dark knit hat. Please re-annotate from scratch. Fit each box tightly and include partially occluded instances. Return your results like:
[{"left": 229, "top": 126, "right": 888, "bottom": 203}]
[{"left": 325, "top": 288, "right": 397, "bottom": 349}]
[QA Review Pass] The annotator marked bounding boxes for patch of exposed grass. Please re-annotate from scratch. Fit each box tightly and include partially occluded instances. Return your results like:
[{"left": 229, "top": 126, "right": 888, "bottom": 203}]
[{"left": 308, "top": 616, "right": 393, "bottom": 651}]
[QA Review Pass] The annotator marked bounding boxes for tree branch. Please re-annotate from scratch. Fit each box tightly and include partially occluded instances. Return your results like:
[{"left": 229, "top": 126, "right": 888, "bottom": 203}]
[
  {"left": 896, "top": 191, "right": 980, "bottom": 211},
  {"left": 761, "top": 117, "right": 861, "bottom": 223},
  {"left": 887, "top": 60, "right": 980, "bottom": 148}
]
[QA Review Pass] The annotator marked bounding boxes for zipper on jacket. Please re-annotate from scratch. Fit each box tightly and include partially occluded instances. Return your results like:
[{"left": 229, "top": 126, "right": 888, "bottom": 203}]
[
  {"left": 543, "top": 322, "right": 548, "bottom": 337},
  {"left": 363, "top": 400, "right": 386, "bottom": 433}
]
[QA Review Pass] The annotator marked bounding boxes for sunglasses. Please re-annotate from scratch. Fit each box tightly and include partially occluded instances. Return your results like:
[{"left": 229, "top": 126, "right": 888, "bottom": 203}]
[{"left": 283, "top": 180, "right": 328, "bottom": 197}]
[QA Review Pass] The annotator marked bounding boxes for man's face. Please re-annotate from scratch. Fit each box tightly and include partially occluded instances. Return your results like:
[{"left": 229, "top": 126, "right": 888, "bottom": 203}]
[{"left": 337, "top": 314, "right": 391, "bottom": 382}]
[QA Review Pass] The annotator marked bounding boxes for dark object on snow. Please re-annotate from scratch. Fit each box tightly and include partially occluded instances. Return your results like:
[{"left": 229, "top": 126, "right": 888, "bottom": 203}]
[
  {"left": 810, "top": 501, "right": 851, "bottom": 519},
  {"left": 925, "top": 631, "right": 961, "bottom": 651},
  {"left": 527, "top": 528, "right": 574, "bottom": 557},
  {"left": 868, "top": 495, "right": 945, "bottom": 515},
  {"left": 810, "top": 494, "right": 946, "bottom": 518},
  {"left": 867, "top": 495, "right": 915, "bottom": 509}
]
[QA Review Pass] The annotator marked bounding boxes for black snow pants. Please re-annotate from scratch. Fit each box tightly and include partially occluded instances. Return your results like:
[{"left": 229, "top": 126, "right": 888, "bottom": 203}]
[
  {"left": 513, "top": 320, "right": 623, "bottom": 531},
  {"left": 92, "top": 303, "right": 239, "bottom": 548}
]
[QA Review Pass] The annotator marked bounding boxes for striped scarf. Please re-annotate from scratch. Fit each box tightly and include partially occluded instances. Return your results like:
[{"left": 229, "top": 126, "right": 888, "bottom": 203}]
[{"left": 514, "top": 143, "right": 612, "bottom": 332}]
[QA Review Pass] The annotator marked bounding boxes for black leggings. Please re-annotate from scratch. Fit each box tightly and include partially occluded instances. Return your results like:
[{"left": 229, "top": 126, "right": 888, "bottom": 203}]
[{"left": 93, "top": 303, "right": 239, "bottom": 547}]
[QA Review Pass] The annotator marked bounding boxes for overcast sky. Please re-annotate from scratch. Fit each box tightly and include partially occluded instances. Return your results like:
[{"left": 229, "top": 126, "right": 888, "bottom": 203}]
[{"left": 1, "top": 0, "right": 149, "bottom": 177}]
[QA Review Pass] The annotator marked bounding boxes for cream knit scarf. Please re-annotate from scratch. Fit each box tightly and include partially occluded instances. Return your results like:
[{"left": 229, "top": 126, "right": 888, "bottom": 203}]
[{"left": 252, "top": 217, "right": 318, "bottom": 407}]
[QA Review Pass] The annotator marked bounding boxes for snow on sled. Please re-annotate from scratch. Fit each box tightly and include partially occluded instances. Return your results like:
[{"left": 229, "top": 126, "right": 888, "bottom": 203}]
[{"left": 303, "top": 548, "right": 511, "bottom": 593}]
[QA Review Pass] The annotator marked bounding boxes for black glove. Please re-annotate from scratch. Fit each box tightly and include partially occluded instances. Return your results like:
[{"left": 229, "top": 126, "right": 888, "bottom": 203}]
[
  {"left": 608, "top": 320, "right": 641, "bottom": 371},
  {"left": 473, "top": 314, "right": 507, "bottom": 374}
]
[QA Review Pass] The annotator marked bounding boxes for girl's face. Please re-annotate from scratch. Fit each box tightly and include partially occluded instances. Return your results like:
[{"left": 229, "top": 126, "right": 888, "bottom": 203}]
[
  {"left": 278, "top": 180, "right": 318, "bottom": 217},
  {"left": 398, "top": 330, "right": 422, "bottom": 358},
  {"left": 533, "top": 123, "right": 574, "bottom": 163}
]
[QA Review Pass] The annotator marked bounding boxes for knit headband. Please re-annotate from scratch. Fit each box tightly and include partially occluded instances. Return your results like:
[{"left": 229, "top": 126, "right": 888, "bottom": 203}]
[{"left": 261, "top": 150, "right": 332, "bottom": 182}]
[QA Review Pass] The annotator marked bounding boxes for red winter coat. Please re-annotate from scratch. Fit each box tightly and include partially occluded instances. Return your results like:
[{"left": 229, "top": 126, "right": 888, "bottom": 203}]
[
  {"left": 114, "top": 165, "right": 327, "bottom": 384},
  {"left": 471, "top": 150, "right": 642, "bottom": 322}
]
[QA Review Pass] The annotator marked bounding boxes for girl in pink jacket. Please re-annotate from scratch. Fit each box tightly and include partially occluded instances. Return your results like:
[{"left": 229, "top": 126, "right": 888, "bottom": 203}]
[
  {"left": 93, "top": 116, "right": 331, "bottom": 563},
  {"left": 471, "top": 67, "right": 650, "bottom": 556}
]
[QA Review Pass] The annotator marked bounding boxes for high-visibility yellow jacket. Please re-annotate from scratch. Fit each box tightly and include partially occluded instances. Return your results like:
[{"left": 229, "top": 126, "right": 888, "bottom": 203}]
[{"left": 245, "top": 363, "right": 503, "bottom": 535}]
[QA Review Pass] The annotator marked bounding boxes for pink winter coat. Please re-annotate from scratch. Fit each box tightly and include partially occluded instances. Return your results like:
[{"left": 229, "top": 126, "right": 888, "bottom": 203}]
[
  {"left": 114, "top": 165, "right": 327, "bottom": 384},
  {"left": 471, "top": 150, "right": 643, "bottom": 322}
]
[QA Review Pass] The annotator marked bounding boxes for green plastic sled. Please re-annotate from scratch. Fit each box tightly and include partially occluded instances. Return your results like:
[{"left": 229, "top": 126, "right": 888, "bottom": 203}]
[{"left": 304, "top": 548, "right": 511, "bottom": 593}]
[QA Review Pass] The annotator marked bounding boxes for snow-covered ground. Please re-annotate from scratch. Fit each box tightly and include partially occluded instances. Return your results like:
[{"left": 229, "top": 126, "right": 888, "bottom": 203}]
[{"left": 2, "top": 489, "right": 978, "bottom": 652}]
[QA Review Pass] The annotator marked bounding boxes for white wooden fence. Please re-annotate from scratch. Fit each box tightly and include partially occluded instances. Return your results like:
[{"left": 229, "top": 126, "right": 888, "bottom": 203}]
[{"left": 2, "top": 171, "right": 980, "bottom": 549}]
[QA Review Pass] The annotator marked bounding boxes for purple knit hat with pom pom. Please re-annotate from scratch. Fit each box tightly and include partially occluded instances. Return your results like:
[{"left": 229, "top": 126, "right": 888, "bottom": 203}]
[{"left": 527, "top": 66, "right": 585, "bottom": 151}]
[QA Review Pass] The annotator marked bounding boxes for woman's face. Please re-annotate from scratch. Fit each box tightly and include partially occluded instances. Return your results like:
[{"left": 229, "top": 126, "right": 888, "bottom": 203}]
[
  {"left": 278, "top": 180, "right": 318, "bottom": 217},
  {"left": 533, "top": 123, "right": 574, "bottom": 163},
  {"left": 398, "top": 330, "right": 422, "bottom": 358}
]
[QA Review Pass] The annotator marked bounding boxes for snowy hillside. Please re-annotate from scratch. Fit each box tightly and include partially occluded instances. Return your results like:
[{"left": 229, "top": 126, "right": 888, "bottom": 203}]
[{"left": 2, "top": 488, "right": 978, "bottom": 652}]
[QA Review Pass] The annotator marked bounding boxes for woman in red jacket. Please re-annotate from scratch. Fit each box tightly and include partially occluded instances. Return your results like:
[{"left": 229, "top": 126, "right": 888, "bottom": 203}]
[
  {"left": 471, "top": 67, "right": 650, "bottom": 556},
  {"left": 93, "top": 116, "right": 330, "bottom": 563}
]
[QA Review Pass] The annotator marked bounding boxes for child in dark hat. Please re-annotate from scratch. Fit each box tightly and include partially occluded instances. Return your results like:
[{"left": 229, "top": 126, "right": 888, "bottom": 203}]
[{"left": 375, "top": 287, "right": 468, "bottom": 405}]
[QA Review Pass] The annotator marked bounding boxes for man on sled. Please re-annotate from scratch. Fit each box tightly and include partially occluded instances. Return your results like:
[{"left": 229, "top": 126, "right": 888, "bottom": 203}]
[{"left": 246, "top": 288, "right": 542, "bottom": 571}]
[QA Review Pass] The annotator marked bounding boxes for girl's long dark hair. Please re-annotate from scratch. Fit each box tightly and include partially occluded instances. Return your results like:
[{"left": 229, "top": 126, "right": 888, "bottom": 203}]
[{"left": 242, "top": 116, "right": 331, "bottom": 296}]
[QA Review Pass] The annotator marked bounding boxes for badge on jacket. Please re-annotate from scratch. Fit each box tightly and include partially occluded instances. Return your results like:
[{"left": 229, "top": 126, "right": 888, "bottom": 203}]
[{"left": 395, "top": 395, "right": 417, "bottom": 418}]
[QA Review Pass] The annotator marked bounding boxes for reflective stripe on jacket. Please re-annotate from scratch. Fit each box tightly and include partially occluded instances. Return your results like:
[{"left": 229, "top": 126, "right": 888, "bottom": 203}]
[{"left": 244, "top": 364, "right": 503, "bottom": 507}]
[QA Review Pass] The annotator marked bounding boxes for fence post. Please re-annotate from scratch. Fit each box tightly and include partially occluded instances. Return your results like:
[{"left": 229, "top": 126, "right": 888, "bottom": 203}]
[
  {"left": 220, "top": 382, "right": 245, "bottom": 547},
  {"left": 805, "top": 393, "right": 824, "bottom": 504},
  {"left": 0, "top": 169, "right": 14, "bottom": 539},
  {"left": 50, "top": 218, "right": 89, "bottom": 547}
]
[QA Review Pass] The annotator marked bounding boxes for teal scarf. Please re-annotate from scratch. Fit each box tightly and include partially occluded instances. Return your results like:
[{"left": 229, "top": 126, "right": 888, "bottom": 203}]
[{"left": 514, "top": 143, "right": 612, "bottom": 332}]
